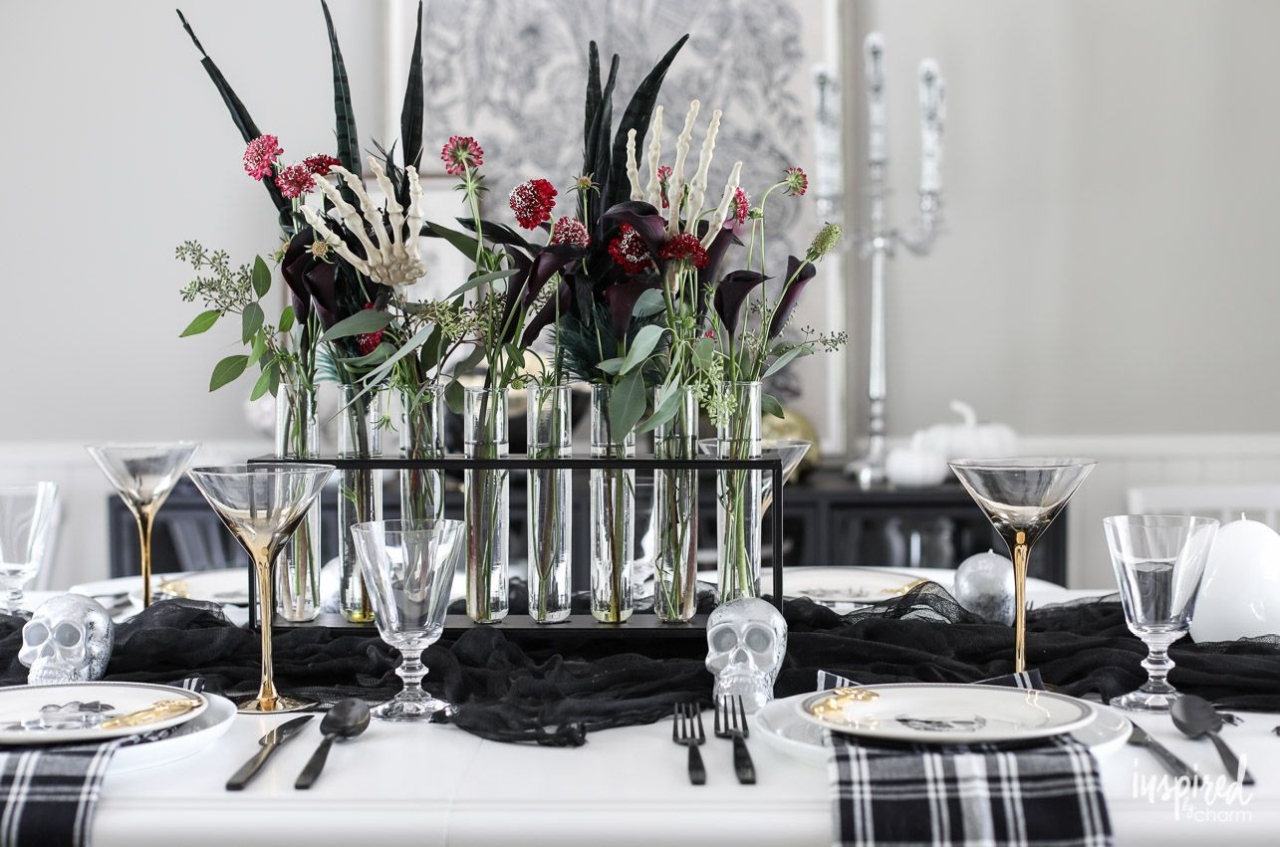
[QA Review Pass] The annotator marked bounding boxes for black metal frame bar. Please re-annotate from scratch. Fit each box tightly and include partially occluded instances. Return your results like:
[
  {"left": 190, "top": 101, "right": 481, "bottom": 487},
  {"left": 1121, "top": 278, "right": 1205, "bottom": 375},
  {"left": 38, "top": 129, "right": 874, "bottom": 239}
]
[{"left": 246, "top": 453, "right": 786, "bottom": 634}]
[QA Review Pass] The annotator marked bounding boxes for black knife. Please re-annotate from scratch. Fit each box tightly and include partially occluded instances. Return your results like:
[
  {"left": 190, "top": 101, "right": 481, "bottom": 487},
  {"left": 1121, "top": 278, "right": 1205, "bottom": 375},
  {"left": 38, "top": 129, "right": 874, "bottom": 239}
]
[
  {"left": 226, "top": 716, "right": 313, "bottom": 791},
  {"left": 1127, "top": 723, "right": 1201, "bottom": 785}
]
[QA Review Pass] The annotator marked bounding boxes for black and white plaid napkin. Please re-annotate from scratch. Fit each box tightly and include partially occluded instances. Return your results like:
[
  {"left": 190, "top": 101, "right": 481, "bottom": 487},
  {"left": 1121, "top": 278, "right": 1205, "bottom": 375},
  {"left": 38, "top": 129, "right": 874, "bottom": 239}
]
[
  {"left": 818, "top": 671, "right": 1113, "bottom": 847},
  {"left": 0, "top": 677, "right": 206, "bottom": 847}
]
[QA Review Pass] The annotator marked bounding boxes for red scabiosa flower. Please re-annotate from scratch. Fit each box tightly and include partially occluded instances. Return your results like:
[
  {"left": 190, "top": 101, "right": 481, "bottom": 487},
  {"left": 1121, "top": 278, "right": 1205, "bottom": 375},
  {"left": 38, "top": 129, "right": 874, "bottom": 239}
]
[
  {"left": 441, "top": 135, "right": 484, "bottom": 175},
  {"left": 550, "top": 216, "right": 590, "bottom": 248},
  {"left": 356, "top": 303, "right": 384, "bottom": 356},
  {"left": 608, "top": 224, "right": 653, "bottom": 274},
  {"left": 732, "top": 187, "right": 750, "bottom": 224},
  {"left": 784, "top": 166, "right": 808, "bottom": 197},
  {"left": 304, "top": 154, "right": 342, "bottom": 176},
  {"left": 509, "top": 178, "right": 557, "bottom": 229},
  {"left": 274, "top": 163, "right": 316, "bottom": 199},
  {"left": 658, "top": 232, "right": 709, "bottom": 269},
  {"left": 658, "top": 164, "right": 673, "bottom": 208},
  {"left": 243, "top": 135, "right": 283, "bottom": 181}
]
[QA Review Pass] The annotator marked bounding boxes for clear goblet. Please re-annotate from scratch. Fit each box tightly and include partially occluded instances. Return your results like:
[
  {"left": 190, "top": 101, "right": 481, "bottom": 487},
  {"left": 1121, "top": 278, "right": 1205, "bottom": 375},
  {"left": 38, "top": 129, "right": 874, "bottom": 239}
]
[
  {"left": 352, "top": 519, "right": 465, "bottom": 721},
  {"left": 1104, "top": 514, "right": 1218, "bottom": 712},
  {"left": 187, "top": 463, "right": 334, "bottom": 713},
  {"left": 0, "top": 483, "right": 59, "bottom": 613},
  {"left": 950, "top": 457, "right": 1096, "bottom": 673},
  {"left": 87, "top": 442, "right": 199, "bottom": 607}
]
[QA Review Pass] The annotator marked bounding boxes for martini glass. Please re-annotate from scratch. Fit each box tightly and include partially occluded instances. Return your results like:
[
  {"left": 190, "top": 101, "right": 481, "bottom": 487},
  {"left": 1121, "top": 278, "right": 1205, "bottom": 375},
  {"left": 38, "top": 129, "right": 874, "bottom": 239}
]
[
  {"left": 87, "top": 442, "right": 200, "bottom": 607},
  {"left": 698, "top": 438, "right": 812, "bottom": 513},
  {"left": 188, "top": 463, "right": 334, "bottom": 713},
  {"left": 949, "top": 458, "right": 1096, "bottom": 673}
]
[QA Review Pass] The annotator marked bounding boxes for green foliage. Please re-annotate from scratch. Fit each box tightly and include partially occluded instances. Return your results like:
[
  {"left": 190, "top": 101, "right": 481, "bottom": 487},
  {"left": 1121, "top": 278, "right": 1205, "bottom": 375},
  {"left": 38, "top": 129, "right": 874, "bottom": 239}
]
[
  {"left": 209, "top": 355, "right": 248, "bottom": 391},
  {"left": 321, "top": 309, "right": 393, "bottom": 342},
  {"left": 180, "top": 309, "right": 220, "bottom": 337}
]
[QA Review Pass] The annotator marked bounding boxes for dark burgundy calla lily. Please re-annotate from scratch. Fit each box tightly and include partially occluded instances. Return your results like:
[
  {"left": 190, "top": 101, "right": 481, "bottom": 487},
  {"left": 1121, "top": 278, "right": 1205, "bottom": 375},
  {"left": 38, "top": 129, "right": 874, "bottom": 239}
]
[
  {"left": 601, "top": 201, "right": 668, "bottom": 253},
  {"left": 713, "top": 270, "right": 769, "bottom": 337},
  {"left": 282, "top": 227, "right": 340, "bottom": 327},
  {"left": 497, "top": 244, "right": 585, "bottom": 343},
  {"left": 766, "top": 256, "right": 817, "bottom": 340},
  {"left": 602, "top": 277, "right": 661, "bottom": 340}
]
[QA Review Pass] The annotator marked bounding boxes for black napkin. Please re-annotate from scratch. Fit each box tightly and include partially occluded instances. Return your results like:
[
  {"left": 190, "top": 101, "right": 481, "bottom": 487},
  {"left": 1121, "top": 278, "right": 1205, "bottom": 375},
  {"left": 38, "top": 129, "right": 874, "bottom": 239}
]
[{"left": 0, "top": 677, "right": 206, "bottom": 847}]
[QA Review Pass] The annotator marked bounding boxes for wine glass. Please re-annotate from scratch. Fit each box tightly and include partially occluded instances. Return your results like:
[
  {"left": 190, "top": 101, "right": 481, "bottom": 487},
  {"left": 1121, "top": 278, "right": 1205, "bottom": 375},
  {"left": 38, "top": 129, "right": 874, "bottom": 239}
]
[
  {"left": 1103, "top": 514, "right": 1218, "bottom": 712},
  {"left": 698, "top": 438, "right": 812, "bottom": 512},
  {"left": 352, "top": 519, "right": 465, "bottom": 721},
  {"left": 87, "top": 442, "right": 200, "bottom": 607},
  {"left": 187, "top": 463, "right": 334, "bottom": 713},
  {"left": 0, "top": 483, "right": 59, "bottom": 613},
  {"left": 949, "top": 458, "right": 1096, "bottom": 673}
]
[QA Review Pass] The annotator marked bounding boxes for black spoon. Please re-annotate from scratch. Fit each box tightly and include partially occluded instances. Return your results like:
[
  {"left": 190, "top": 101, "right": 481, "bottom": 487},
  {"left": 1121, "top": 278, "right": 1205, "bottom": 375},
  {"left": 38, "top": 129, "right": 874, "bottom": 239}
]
[
  {"left": 1170, "top": 695, "right": 1255, "bottom": 785},
  {"left": 294, "top": 699, "right": 371, "bottom": 790}
]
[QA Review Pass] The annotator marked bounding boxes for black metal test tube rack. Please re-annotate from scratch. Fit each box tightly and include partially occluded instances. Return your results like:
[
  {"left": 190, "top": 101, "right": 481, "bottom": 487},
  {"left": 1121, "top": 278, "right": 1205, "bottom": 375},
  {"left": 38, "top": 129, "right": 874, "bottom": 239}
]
[{"left": 246, "top": 453, "right": 786, "bottom": 638}]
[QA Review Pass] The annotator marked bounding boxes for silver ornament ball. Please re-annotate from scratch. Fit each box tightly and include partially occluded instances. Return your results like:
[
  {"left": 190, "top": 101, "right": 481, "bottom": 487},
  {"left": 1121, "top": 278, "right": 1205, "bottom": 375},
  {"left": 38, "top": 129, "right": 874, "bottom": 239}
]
[{"left": 954, "top": 551, "right": 1016, "bottom": 626}]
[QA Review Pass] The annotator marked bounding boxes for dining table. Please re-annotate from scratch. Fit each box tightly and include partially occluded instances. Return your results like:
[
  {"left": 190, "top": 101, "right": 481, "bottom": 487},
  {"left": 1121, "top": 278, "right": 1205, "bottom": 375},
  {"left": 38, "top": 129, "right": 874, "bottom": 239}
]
[{"left": 10, "top": 568, "right": 1278, "bottom": 846}]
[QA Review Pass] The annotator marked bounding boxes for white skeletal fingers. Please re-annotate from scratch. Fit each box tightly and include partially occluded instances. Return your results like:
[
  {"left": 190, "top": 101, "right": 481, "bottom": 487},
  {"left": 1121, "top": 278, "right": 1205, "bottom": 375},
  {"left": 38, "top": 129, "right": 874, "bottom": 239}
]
[{"left": 302, "top": 157, "right": 426, "bottom": 289}]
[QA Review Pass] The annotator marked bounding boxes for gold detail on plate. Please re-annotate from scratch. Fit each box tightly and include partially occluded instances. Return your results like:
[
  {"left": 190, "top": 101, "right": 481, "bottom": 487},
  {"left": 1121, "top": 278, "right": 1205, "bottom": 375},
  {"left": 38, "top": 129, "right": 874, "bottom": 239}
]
[
  {"left": 100, "top": 698, "right": 201, "bottom": 730},
  {"left": 807, "top": 687, "right": 882, "bottom": 722}
]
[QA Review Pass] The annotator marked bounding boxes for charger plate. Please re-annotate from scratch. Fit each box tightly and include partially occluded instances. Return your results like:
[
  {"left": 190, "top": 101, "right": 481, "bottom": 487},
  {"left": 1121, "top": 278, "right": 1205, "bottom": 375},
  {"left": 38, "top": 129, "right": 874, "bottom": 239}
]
[
  {"left": 0, "top": 682, "right": 208, "bottom": 745},
  {"left": 113, "top": 694, "right": 236, "bottom": 773},
  {"left": 759, "top": 690, "right": 1129, "bottom": 765},
  {"left": 796, "top": 683, "right": 1096, "bottom": 745}
]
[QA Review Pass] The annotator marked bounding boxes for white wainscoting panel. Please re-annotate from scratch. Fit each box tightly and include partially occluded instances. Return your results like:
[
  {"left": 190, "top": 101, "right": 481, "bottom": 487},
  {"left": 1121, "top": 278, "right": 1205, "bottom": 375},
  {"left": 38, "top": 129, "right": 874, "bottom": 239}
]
[{"left": 1020, "top": 435, "right": 1280, "bottom": 589}]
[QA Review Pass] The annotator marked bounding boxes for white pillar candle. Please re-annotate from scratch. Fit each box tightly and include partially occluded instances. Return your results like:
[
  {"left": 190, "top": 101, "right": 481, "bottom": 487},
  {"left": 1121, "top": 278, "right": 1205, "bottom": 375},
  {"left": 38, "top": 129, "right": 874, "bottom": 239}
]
[
  {"left": 918, "top": 59, "right": 944, "bottom": 194},
  {"left": 863, "top": 32, "right": 887, "bottom": 165}
]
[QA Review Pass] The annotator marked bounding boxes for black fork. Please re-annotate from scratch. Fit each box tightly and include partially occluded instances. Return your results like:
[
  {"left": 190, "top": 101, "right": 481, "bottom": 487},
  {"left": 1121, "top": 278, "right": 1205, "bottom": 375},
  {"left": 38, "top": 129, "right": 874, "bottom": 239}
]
[
  {"left": 672, "top": 702, "right": 706, "bottom": 785},
  {"left": 715, "top": 694, "right": 756, "bottom": 785}
]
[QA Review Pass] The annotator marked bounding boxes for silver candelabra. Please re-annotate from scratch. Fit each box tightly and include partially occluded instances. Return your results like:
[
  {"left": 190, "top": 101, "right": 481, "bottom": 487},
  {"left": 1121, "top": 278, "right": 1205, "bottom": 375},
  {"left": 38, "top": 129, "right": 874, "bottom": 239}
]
[{"left": 844, "top": 32, "right": 947, "bottom": 486}]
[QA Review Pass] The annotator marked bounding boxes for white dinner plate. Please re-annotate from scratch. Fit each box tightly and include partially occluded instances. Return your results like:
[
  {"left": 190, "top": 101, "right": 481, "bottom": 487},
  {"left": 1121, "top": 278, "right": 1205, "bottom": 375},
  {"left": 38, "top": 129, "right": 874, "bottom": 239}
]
[
  {"left": 71, "top": 568, "right": 251, "bottom": 610},
  {"left": 758, "top": 690, "right": 1128, "bottom": 765},
  {"left": 112, "top": 694, "right": 236, "bottom": 774},
  {"left": 796, "top": 682, "right": 1096, "bottom": 745},
  {"left": 0, "top": 682, "right": 208, "bottom": 745},
  {"left": 707, "top": 567, "right": 925, "bottom": 604}
]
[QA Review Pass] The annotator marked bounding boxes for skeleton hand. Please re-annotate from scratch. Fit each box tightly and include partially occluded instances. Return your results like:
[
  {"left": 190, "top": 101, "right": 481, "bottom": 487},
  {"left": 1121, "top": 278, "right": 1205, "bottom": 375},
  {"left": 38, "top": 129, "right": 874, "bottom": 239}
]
[{"left": 299, "top": 157, "right": 427, "bottom": 290}]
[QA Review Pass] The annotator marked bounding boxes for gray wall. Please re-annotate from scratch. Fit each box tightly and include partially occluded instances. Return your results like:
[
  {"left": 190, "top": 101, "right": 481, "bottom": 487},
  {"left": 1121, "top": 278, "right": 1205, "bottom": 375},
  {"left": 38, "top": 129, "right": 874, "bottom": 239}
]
[
  {"left": 0, "top": 0, "right": 384, "bottom": 442},
  {"left": 847, "top": 0, "right": 1280, "bottom": 442},
  {"left": 1, "top": 0, "right": 1275, "bottom": 448}
]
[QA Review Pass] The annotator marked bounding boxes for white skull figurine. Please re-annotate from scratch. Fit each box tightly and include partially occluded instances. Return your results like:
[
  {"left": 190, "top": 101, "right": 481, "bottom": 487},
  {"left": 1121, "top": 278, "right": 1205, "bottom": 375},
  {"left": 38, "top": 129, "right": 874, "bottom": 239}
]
[
  {"left": 705, "top": 597, "right": 788, "bottom": 714},
  {"left": 19, "top": 595, "right": 114, "bottom": 685}
]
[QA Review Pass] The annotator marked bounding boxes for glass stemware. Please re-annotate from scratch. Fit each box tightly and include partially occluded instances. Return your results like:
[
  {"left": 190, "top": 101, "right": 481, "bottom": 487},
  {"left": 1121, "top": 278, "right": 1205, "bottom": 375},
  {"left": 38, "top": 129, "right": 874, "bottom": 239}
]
[
  {"left": 352, "top": 519, "right": 465, "bottom": 721},
  {"left": 1103, "top": 514, "right": 1218, "bottom": 712},
  {"left": 698, "top": 438, "right": 812, "bottom": 513},
  {"left": 188, "top": 463, "right": 334, "bottom": 713},
  {"left": 87, "top": 442, "right": 199, "bottom": 607},
  {"left": 0, "top": 483, "right": 59, "bottom": 613},
  {"left": 950, "top": 457, "right": 1096, "bottom": 673}
]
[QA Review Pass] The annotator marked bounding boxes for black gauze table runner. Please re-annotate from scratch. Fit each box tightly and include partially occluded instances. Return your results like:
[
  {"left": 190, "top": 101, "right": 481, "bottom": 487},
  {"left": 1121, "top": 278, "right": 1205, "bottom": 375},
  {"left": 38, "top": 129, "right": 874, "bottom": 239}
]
[{"left": 1, "top": 584, "right": 1278, "bottom": 745}]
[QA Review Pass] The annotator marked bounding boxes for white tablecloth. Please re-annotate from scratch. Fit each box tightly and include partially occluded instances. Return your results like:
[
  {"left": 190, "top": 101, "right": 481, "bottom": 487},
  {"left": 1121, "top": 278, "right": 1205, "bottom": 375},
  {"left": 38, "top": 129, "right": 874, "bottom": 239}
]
[{"left": 16, "top": 574, "right": 1279, "bottom": 845}]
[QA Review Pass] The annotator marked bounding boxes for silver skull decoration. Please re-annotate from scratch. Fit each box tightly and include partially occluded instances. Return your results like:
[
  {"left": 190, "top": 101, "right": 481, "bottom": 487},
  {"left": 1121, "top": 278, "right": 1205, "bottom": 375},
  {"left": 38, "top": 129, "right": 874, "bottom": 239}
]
[
  {"left": 18, "top": 595, "right": 114, "bottom": 685},
  {"left": 705, "top": 597, "right": 788, "bottom": 714}
]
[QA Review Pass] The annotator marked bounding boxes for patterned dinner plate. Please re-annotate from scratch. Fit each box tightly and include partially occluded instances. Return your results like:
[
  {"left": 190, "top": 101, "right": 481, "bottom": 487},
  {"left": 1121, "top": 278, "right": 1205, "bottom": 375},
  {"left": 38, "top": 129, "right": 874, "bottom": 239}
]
[
  {"left": 0, "top": 682, "right": 208, "bottom": 745},
  {"left": 759, "top": 691, "right": 1129, "bottom": 765},
  {"left": 796, "top": 683, "right": 1096, "bottom": 745}
]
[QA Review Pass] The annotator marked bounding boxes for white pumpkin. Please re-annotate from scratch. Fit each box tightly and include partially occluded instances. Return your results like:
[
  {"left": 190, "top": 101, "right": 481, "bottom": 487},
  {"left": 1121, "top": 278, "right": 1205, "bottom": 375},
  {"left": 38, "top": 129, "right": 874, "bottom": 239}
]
[
  {"left": 885, "top": 432, "right": 950, "bottom": 487},
  {"left": 920, "top": 401, "right": 1018, "bottom": 461},
  {"left": 1189, "top": 518, "right": 1280, "bottom": 643}
]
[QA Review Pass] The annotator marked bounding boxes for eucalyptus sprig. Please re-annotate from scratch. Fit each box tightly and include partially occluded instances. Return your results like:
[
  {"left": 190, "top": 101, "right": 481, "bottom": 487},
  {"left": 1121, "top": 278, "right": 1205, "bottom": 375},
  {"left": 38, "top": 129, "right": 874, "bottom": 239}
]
[{"left": 177, "top": 241, "right": 303, "bottom": 399}]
